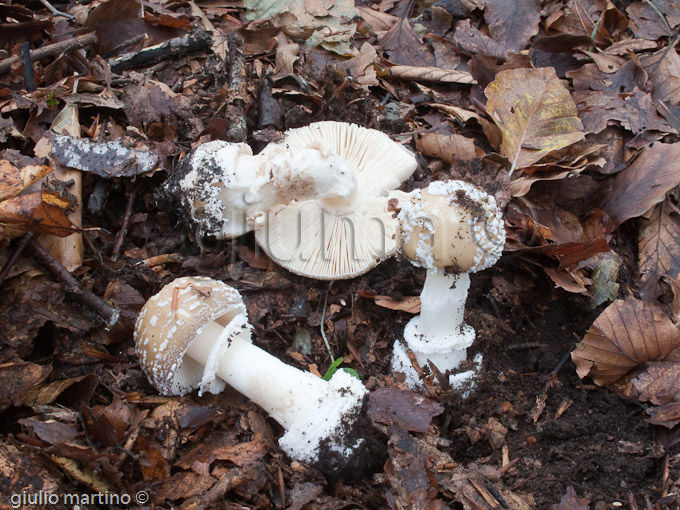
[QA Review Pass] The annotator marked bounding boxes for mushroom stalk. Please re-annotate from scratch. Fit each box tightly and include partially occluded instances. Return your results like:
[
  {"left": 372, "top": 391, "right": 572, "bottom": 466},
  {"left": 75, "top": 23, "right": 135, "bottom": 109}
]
[
  {"left": 184, "top": 319, "right": 330, "bottom": 430},
  {"left": 418, "top": 271, "right": 469, "bottom": 340}
]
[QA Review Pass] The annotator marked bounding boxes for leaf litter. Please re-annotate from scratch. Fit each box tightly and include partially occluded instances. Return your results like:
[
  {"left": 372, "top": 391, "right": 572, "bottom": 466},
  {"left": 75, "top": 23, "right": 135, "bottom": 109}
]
[{"left": 1, "top": 0, "right": 680, "bottom": 508}]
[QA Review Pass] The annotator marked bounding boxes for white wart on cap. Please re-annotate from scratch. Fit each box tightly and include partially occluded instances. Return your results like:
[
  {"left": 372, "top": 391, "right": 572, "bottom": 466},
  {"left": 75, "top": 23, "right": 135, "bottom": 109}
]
[{"left": 254, "top": 121, "right": 417, "bottom": 280}]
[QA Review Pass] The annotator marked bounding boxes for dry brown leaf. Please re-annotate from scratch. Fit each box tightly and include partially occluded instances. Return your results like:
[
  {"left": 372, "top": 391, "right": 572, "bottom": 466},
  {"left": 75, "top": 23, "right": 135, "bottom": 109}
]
[
  {"left": 415, "top": 132, "right": 478, "bottom": 163},
  {"left": 482, "top": 0, "right": 540, "bottom": 51},
  {"left": 374, "top": 295, "right": 421, "bottom": 314},
  {"left": 600, "top": 142, "right": 680, "bottom": 230},
  {"left": 642, "top": 46, "right": 680, "bottom": 106},
  {"left": 387, "top": 65, "right": 474, "bottom": 84},
  {"left": 452, "top": 19, "right": 507, "bottom": 60},
  {"left": 633, "top": 361, "right": 680, "bottom": 406},
  {"left": 381, "top": 17, "right": 434, "bottom": 67},
  {"left": 485, "top": 67, "right": 584, "bottom": 174},
  {"left": 368, "top": 387, "right": 443, "bottom": 433},
  {"left": 571, "top": 297, "right": 680, "bottom": 385},
  {"left": 337, "top": 42, "right": 378, "bottom": 86},
  {"left": 638, "top": 200, "right": 680, "bottom": 301},
  {"left": 356, "top": 6, "right": 397, "bottom": 33},
  {"left": 0, "top": 160, "right": 52, "bottom": 202},
  {"left": 0, "top": 190, "right": 77, "bottom": 237}
]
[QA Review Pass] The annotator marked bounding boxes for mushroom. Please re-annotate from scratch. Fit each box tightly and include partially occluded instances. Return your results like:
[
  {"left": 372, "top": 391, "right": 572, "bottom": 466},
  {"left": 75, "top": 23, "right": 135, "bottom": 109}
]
[
  {"left": 134, "top": 276, "right": 369, "bottom": 473},
  {"left": 254, "top": 121, "right": 417, "bottom": 279},
  {"left": 390, "top": 180, "right": 505, "bottom": 390},
  {"left": 165, "top": 138, "right": 357, "bottom": 241}
]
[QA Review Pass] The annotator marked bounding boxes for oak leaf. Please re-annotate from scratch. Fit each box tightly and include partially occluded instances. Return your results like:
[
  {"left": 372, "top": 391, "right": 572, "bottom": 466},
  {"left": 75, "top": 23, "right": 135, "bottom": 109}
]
[
  {"left": 571, "top": 297, "right": 680, "bottom": 385},
  {"left": 485, "top": 67, "right": 584, "bottom": 174}
]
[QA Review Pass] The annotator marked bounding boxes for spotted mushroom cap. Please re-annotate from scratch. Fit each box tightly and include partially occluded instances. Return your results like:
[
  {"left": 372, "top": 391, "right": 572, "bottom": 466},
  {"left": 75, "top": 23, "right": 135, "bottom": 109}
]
[
  {"left": 254, "top": 121, "right": 417, "bottom": 279},
  {"left": 397, "top": 180, "right": 505, "bottom": 273},
  {"left": 134, "top": 276, "right": 251, "bottom": 396}
]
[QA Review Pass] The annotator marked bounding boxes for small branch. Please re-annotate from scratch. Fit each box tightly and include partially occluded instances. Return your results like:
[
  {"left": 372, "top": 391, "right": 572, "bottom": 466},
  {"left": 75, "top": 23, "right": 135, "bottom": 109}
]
[
  {"left": 109, "top": 30, "right": 212, "bottom": 74},
  {"left": 111, "top": 185, "right": 138, "bottom": 262},
  {"left": 0, "top": 232, "right": 33, "bottom": 287},
  {"left": 0, "top": 33, "right": 97, "bottom": 75},
  {"left": 320, "top": 281, "right": 335, "bottom": 362},
  {"left": 39, "top": 0, "right": 76, "bottom": 20},
  {"left": 28, "top": 237, "right": 119, "bottom": 326}
]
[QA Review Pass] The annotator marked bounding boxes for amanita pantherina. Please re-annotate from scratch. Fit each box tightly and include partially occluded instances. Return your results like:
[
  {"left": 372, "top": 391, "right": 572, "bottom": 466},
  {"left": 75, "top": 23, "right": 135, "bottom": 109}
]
[
  {"left": 391, "top": 180, "right": 505, "bottom": 390},
  {"left": 253, "top": 121, "right": 417, "bottom": 279},
  {"left": 165, "top": 138, "right": 356, "bottom": 240},
  {"left": 134, "top": 276, "right": 369, "bottom": 474}
]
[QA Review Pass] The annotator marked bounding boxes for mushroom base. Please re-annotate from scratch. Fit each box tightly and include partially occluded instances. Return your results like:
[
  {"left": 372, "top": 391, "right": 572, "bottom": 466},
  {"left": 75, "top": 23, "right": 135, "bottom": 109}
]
[
  {"left": 391, "top": 315, "right": 478, "bottom": 390},
  {"left": 278, "top": 369, "right": 368, "bottom": 465}
]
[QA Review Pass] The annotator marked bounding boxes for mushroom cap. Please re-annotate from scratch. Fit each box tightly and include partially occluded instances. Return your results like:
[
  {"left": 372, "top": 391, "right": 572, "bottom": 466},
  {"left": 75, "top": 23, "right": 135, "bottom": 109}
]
[
  {"left": 397, "top": 180, "right": 505, "bottom": 273},
  {"left": 134, "top": 276, "right": 251, "bottom": 396},
  {"left": 254, "top": 121, "right": 417, "bottom": 279}
]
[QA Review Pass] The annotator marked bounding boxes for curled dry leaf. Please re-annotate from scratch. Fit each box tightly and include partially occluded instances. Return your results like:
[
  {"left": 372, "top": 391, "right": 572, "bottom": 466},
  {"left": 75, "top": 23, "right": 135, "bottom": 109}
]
[
  {"left": 571, "top": 297, "right": 680, "bottom": 385},
  {"left": 373, "top": 295, "right": 420, "bottom": 314},
  {"left": 386, "top": 65, "right": 474, "bottom": 84},
  {"left": 415, "top": 132, "right": 479, "bottom": 162},
  {"left": 485, "top": 67, "right": 584, "bottom": 173}
]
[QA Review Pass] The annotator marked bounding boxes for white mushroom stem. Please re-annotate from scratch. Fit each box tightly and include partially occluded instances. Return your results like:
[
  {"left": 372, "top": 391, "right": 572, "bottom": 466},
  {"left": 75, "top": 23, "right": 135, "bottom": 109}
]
[
  {"left": 185, "top": 320, "right": 329, "bottom": 430},
  {"left": 418, "top": 270, "right": 470, "bottom": 340}
]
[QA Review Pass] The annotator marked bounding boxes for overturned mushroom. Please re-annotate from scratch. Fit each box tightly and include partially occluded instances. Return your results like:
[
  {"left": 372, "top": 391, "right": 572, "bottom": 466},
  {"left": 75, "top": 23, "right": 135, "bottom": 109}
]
[
  {"left": 134, "top": 276, "right": 369, "bottom": 474},
  {"left": 391, "top": 180, "right": 505, "bottom": 391},
  {"left": 254, "top": 121, "right": 417, "bottom": 279},
  {"left": 165, "top": 138, "right": 356, "bottom": 240}
]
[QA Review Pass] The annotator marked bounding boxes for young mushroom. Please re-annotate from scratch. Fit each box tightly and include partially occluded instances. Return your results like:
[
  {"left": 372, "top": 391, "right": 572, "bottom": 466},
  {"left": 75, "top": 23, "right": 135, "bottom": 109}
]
[
  {"left": 134, "top": 276, "right": 369, "bottom": 475},
  {"left": 391, "top": 180, "right": 505, "bottom": 391},
  {"left": 254, "top": 121, "right": 417, "bottom": 279},
  {"left": 164, "top": 138, "right": 357, "bottom": 241}
]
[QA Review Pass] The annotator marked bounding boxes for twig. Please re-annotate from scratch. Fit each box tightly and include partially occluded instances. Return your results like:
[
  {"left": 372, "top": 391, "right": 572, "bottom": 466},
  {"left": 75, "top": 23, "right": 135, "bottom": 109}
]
[
  {"left": 225, "top": 32, "right": 247, "bottom": 142},
  {"left": 0, "top": 232, "right": 33, "bottom": 287},
  {"left": 111, "top": 184, "right": 138, "bottom": 262},
  {"left": 21, "top": 42, "right": 35, "bottom": 91},
  {"left": 0, "top": 33, "right": 97, "bottom": 75},
  {"left": 39, "top": 0, "right": 76, "bottom": 20},
  {"left": 27, "top": 237, "right": 119, "bottom": 326},
  {"left": 101, "top": 34, "right": 148, "bottom": 59},
  {"left": 109, "top": 31, "right": 212, "bottom": 74}
]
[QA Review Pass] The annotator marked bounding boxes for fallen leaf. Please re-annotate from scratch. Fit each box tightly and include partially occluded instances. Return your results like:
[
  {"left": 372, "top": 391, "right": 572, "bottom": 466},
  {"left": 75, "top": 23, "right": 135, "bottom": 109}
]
[
  {"left": 368, "top": 387, "right": 443, "bottom": 433},
  {"left": 485, "top": 67, "right": 585, "bottom": 173},
  {"left": 0, "top": 190, "right": 77, "bottom": 237},
  {"left": 633, "top": 361, "right": 680, "bottom": 406},
  {"left": 638, "top": 200, "right": 680, "bottom": 302},
  {"left": 571, "top": 297, "right": 680, "bottom": 385},
  {"left": 19, "top": 418, "right": 78, "bottom": 445},
  {"left": 373, "top": 295, "right": 421, "bottom": 314},
  {"left": 176, "top": 432, "right": 268, "bottom": 469},
  {"left": 551, "top": 486, "right": 589, "bottom": 510},
  {"left": 587, "top": 252, "right": 620, "bottom": 307},
  {"left": 381, "top": 17, "right": 434, "bottom": 67},
  {"left": 627, "top": 2, "right": 679, "bottom": 40},
  {"left": 600, "top": 142, "right": 680, "bottom": 230},
  {"left": 337, "top": 42, "right": 378, "bottom": 86},
  {"left": 482, "top": 0, "right": 540, "bottom": 51},
  {"left": 415, "top": 132, "right": 478, "bottom": 162},
  {"left": 244, "top": 0, "right": 357, "bottom": 53},
  {"left": 647, "top": 402, "right": 680, "bottom": 428},
  {"left": 0, "top": 362, "right": 52, "bottom": 412},
  {"left": 0, "top": 159, "right": 52, "bottom": 202},
  {"left": 386, "top": 65, "right": 474, "bottom": 84},
  {"left": 642, "top": 46, "right": 680, "bottom": 107},
  {"left": 452, "top": 19, "right": 507, "bottom": 60}
]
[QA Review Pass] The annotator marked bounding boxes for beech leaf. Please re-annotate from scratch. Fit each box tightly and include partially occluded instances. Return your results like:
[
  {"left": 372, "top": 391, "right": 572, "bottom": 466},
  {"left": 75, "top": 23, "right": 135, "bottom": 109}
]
[
  {"left": 633, "top": 361, "right": 680, "bottom": 406},
  {"left": 600, "top": 142, "right": 680, "bottom": 230},
  {"left": 638, "top": 200, "right": 680, "bottom": 301},
  {"left": 482, "top": 0, "right": 540, "bottom": 52},
  {"left": 571, "top": 297, "right": 680, "bottom": 385},
  {"left": 485, "top": 67, "right": 584, "bottom": 174},
  {"left": 0, "top": 190, "right": 78, "bottom": 237}
]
